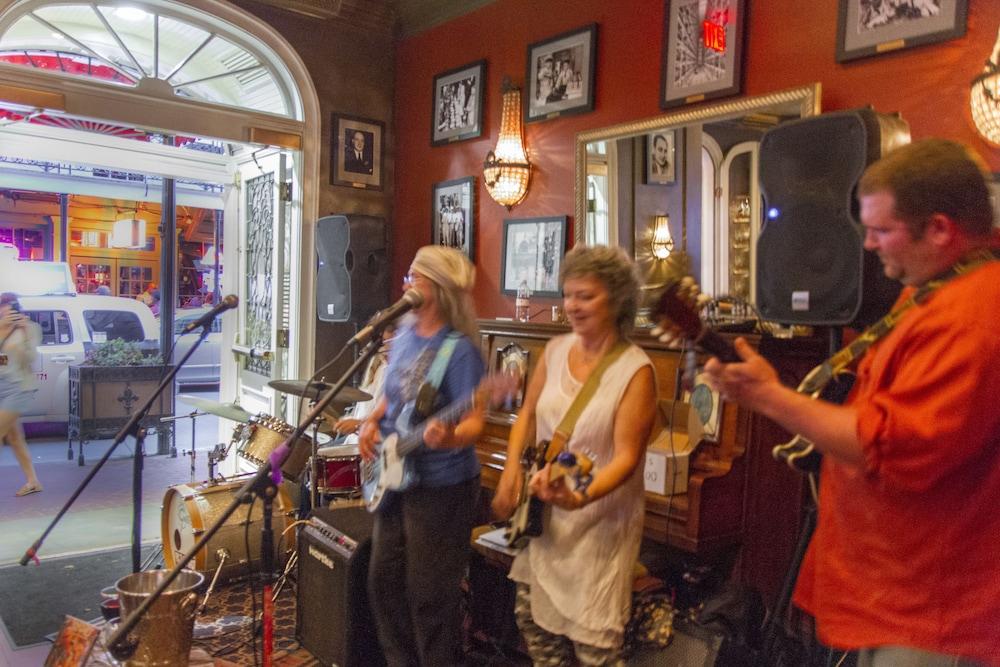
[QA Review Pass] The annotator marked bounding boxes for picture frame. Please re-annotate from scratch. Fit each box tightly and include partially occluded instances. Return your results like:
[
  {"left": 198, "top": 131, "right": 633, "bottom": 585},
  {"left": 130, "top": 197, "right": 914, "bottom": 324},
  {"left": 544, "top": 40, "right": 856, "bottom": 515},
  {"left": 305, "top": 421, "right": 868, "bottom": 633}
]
[
  {"left": 660, "top": 0, "right": 746, "bottom": 109},
  {"left": 525, "top": 23, "right": 597, "bottom": 123},
  {"left": 431, "top": 176, "right": 475, "bottom": 259},
  {"left": 836, "top": 0, "right": 968, "bottom": 63},
  {"left": 494, "top": 342, "right": 529, "bottom": 410},
  {"left": 646, "top": 130, "right": 676, "bottom": 184},
  {"left": 500, "top": 216, "right": 567, "bottom": 297},
  {"left": 331, "top": 113, "right": 385, "bottom": 190},
  {"left": 432, "top": 60, "right": 486, "bottom": 146}
]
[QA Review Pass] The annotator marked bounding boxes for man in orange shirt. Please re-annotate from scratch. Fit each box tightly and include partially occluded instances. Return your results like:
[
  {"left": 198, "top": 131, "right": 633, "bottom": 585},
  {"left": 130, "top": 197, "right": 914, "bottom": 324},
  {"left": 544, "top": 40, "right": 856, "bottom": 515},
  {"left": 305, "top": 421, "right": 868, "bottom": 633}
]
[{"left": 703, "top": 140, "right": 1000, "bottom": 666}]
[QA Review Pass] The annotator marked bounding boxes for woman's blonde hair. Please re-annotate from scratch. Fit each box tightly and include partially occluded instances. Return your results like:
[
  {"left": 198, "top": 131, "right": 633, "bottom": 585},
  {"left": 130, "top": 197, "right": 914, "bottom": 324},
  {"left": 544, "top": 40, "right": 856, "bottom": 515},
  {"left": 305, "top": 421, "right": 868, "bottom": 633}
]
[{"left": 410, "top": 245, "right": 480, "bottom": 341}]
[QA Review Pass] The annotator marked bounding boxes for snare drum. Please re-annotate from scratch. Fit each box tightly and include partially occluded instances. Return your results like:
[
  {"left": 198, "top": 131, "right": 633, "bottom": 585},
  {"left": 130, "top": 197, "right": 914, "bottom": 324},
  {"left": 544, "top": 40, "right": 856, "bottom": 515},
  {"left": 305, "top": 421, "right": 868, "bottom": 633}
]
[
  {"left": 232, "top": 414, "right": 312, "bottom": 481},
  {"left": 314, "top": 444, "right": 362, "bottom": 496},
  {"left": 161, "top": 477, "right": 295, "bottom": 583}
]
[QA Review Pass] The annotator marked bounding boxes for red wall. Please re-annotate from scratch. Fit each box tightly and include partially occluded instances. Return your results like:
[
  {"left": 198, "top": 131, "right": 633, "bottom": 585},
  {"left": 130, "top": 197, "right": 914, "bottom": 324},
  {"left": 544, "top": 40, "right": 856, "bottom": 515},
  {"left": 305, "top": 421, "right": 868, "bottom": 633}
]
[{"left": 394, "top": 0, "right": 1000, "bottom": 318}]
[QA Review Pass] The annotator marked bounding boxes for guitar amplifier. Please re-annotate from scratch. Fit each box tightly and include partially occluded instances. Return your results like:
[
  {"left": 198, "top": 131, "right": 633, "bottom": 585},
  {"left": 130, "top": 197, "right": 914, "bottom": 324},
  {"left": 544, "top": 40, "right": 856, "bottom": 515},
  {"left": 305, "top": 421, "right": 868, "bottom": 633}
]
[{"left": 296, "top": 506, "right": 384, "bottom": 667}]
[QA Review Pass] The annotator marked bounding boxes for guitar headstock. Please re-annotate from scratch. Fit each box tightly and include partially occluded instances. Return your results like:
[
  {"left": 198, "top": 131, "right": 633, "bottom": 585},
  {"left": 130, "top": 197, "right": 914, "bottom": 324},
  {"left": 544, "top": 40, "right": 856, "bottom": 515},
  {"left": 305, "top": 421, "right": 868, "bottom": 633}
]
[{"left": 651, "top": 277, "right": 709, "bottom": 345}]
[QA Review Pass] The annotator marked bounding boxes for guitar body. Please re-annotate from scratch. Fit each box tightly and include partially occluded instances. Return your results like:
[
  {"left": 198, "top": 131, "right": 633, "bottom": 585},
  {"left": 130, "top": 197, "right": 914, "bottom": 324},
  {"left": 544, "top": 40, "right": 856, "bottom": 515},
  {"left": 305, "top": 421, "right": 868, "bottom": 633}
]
[
  {"left": 362, "top": 432, "right": 420, "bottom": 513},
  {"left": 504, "top": 465, "right": 546, "bottom": 547},
  {"left": 503, "top": 439, "right": 594, "bottom": 547}
]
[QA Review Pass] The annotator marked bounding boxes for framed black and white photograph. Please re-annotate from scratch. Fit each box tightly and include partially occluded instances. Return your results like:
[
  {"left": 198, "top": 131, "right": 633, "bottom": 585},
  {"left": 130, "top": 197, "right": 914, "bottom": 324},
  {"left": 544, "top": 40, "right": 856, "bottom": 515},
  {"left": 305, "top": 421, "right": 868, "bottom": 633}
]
[
  {"left": 660, "top": 0, "right": 746, "bottom": 109},
  {"left": 432, "top": 60, "right": 485, "bottom": 146},
  {"left": 647, "top": 130, "right": 676, "bottom": 184},
  {"left": 525, "top": 23, "right": 597, "bottom": 123},
  {"left": 836, "top": 0, "right": 967, "bottom": 63},
  {"left": 432, "top": 176, "right": 475, "bottom": 258},
  {"left": 331, "top": 113, "right": 385, "bottom": 190},
  {"left": 500, "top": 216, "right": 567, "bottom": 297}
]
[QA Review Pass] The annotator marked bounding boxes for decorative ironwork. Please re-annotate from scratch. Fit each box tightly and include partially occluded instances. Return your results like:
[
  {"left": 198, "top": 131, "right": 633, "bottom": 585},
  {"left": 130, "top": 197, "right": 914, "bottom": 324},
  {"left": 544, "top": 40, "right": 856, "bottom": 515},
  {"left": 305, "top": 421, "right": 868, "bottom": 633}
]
[
  {"left": 245, "top": 171, "right": 275, "bottom": 377},
  {"left": 117, "top": 385, "right": 141, "bottom": 415}
]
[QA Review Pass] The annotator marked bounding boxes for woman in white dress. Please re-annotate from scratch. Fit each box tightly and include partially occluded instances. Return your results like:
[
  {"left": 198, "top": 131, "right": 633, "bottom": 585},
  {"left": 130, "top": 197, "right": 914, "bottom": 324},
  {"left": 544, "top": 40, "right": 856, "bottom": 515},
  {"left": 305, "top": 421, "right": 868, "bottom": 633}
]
[{"left": 492, "top": 246, "right": 657, "bottom": 666}]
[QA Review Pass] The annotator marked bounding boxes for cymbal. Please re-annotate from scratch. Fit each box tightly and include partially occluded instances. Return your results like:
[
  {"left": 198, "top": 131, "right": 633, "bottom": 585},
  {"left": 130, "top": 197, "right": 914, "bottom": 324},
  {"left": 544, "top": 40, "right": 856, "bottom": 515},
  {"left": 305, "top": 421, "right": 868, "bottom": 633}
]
[
  {"left": 267, "top": 379, "right": 372, "bottom": 404},
  {"left": 176, "top": 395, "right": 253, "bottom": 422}
]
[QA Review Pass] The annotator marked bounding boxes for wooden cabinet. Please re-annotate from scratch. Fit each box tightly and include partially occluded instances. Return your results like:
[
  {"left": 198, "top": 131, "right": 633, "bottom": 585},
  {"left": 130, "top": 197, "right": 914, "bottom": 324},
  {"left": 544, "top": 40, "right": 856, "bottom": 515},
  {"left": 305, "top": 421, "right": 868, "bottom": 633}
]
[{"left": 474, "top": 318, "right": 826, "bottom": 606}]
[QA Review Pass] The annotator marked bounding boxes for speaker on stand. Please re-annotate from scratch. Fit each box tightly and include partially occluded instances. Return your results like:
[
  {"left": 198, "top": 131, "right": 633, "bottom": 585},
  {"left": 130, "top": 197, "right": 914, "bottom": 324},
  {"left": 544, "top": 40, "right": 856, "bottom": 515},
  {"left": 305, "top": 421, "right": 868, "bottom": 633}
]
[
  {"left": 295, "top": 506, "right": 384, "bottom": 667},
  {"left": 756, "top": 108, "right": 910, "bottom": 328}
]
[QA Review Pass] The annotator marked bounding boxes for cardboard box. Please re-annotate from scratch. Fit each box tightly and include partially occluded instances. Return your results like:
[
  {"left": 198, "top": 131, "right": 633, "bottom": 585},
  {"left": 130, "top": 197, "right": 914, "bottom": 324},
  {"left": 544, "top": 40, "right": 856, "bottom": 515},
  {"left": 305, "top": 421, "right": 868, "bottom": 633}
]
[{"left": 644, "top": 427, "right": 693, "bottom": 496}]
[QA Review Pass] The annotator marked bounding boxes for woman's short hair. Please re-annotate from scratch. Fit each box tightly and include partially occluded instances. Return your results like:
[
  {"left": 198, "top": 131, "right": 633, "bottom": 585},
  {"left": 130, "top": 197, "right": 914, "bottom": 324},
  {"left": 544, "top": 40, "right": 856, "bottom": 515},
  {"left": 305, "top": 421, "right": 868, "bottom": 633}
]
[
  {"left": 559, "top": 245, "right": 641, "bottom": 335},
  {"left": 410, "top": 245, "right": 479, "bottom": 341}
]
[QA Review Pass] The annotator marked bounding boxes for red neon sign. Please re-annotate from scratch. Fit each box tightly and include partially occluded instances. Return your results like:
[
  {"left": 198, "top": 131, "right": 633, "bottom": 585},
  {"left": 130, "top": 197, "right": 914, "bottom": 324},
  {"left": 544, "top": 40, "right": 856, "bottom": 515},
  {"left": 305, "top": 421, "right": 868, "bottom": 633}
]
[{"left": 703, "top": 20, "right": 726, "bottom": 52}]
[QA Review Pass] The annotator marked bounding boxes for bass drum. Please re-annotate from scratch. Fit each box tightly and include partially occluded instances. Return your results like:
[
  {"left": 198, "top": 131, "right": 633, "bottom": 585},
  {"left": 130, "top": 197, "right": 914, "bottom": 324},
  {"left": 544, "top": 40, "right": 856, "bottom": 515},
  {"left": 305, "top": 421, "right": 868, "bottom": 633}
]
[{"left": 161, "top": 477, "right": 296, "bottom": 583}]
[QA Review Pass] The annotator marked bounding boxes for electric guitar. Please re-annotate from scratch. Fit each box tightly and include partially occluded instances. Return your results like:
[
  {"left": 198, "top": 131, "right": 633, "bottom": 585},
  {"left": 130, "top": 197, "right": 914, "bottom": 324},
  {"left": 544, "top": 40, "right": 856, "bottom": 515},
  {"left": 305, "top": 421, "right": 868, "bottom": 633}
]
[
  {"left": 504, "top": 434, "right": 594, "bottom": 547},
  {"left": 362, "top": 374, "right": 516, "bottom": 513},
  {"left": 653, "top": 281, "right": 854, "bottom": 475}
]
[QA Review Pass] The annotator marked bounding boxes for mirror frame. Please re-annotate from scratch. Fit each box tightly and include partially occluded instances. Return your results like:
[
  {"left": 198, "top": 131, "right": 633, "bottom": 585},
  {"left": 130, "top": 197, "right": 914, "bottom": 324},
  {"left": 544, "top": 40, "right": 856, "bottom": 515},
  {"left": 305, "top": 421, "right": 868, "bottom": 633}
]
[{"left": 573, "top": 83, "right": 822, "bottom": 245}]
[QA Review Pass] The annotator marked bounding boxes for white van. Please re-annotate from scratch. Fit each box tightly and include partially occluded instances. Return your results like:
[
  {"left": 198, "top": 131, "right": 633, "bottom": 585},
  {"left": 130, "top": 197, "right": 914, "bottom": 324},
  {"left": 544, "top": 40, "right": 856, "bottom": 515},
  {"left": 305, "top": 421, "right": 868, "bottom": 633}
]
[{"left": 18, "top": 294, "right": 160, "bottom": 425}]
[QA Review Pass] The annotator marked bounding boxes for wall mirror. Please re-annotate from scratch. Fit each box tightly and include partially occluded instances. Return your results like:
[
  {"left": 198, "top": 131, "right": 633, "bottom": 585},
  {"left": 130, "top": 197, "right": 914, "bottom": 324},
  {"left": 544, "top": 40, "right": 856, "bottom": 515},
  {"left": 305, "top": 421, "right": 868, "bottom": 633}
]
[{"left": 574, "top": 83, "right": 821, "bottom": 308}]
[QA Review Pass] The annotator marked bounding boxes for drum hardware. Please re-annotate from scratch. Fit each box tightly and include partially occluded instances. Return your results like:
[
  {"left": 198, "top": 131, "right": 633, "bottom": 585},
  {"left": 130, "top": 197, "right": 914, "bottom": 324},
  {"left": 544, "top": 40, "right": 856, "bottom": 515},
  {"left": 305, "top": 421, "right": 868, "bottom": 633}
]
[
  {"left": 206, "top": 442, "right": 230, "bottom": 482},
  {"left": 272, "top": 549, "right": 298, "bottom": 602},
  {"left": 197, "top": 548, "right": 231, "bottom": 615}
]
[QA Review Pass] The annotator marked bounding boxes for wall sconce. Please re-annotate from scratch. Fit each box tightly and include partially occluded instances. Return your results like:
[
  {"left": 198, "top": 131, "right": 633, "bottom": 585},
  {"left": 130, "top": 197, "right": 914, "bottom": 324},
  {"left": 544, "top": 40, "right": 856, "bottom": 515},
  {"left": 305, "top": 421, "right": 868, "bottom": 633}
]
[
  {"left": 971, "top": 25, "right": 1000, "bottom": 145},
  {"left": 484, "top": 77, "right": 531, "bottom": 209},
  {"left": 651, "top": 214, "right": 675, "bottom": 260}
]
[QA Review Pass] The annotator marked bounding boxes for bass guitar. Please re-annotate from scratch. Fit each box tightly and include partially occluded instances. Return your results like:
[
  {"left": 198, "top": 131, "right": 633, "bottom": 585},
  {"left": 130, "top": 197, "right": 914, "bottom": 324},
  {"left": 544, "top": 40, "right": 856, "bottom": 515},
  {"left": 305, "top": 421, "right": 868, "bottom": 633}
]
[
  {"left": 653, "top": 280, "right": 854, "bottom": 475},
  {"left": 362, "top": 374, "right": 515, "bottom": 513},
  {"left": 504, "top": 434, "right": 593, "bottom": 547}
]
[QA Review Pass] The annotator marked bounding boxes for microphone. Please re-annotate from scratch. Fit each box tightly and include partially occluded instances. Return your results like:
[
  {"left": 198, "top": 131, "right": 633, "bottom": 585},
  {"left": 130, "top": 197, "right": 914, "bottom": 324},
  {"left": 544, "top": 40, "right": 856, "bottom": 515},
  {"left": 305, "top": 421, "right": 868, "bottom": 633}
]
[
  {"left": 180, "top": 294, "right": 239, "bottom": 333},
  {"left": 349, "top": 289, "right": 423, "bottom": 345}
]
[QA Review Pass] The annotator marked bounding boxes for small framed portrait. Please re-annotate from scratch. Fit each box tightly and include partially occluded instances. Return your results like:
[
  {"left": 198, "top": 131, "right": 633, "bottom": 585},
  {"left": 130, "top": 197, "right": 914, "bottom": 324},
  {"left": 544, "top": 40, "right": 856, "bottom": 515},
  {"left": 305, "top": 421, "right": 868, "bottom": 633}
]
[
  {"left": 431, "top": 176, "right": 475, "bottom": 259},
  {"left": 525, "top": 23, "right": 597, "bottom": 123},
  {"left": 500, "top": 216, "right": 568, "bottom": 297},
  {"left": 432, "top": 60, "right": 486, "bottom": 146},
  {"left": 660, "top": 0, "right": 746, "bottom": 109},
  {"left": 331, "top": 113, "right": 385, "bottom": 190},
  {"left": 494, "top": 342, "right": 529, "bottom": 411},
  {"left": 836, "top": 0, "right": 967, "bottom": 63},
  {"left": 646, "top": 130, "right": 676, "bottom": 184}
]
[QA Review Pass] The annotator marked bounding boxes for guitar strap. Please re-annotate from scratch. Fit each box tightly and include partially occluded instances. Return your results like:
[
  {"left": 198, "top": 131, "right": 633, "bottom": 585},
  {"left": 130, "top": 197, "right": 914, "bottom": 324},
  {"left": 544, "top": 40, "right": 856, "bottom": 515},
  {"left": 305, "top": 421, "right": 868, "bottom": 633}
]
[
  {"left": 549, "top": 339, "right": 630, "bottom": 452},
  {"left": 823, "top": 247, "right": 998, "bottom": 378}
]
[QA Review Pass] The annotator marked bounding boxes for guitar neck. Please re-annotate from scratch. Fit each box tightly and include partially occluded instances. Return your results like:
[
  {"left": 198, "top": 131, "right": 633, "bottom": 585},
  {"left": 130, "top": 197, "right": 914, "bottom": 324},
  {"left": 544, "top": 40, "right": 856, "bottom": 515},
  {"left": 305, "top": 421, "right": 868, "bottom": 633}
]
[{"left": 693, "top": 328, "right": 740, "bottom": 363}]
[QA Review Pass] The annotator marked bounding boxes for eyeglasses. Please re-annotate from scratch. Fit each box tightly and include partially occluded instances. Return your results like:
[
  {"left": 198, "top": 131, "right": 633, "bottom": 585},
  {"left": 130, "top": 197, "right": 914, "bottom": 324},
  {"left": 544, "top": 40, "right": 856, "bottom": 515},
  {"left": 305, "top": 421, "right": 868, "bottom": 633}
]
[{"left": 403, "top": 271, "right": 417, "bottom": 286}]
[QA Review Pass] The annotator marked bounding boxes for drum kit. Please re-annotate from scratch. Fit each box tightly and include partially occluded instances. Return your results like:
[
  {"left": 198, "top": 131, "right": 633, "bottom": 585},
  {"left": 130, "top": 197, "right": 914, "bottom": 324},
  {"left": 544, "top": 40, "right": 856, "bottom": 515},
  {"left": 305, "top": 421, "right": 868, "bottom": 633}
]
[{"left": 161, "top": 379, "right": 372, "bottom": 588}]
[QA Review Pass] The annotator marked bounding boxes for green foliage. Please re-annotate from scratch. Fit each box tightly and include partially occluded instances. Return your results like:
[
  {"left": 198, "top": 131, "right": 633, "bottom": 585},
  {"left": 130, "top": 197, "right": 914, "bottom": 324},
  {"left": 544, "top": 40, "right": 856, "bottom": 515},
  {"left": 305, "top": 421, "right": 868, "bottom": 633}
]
[{"left": 84, "top": 338, "right": 162, "bottom": 366}]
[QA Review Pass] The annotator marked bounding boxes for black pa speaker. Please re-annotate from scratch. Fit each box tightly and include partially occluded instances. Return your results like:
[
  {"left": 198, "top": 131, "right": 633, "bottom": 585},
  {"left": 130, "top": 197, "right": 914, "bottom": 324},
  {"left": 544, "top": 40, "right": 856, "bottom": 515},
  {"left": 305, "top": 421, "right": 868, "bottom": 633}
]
[
  {"left": 296, "top": 506, "right": 384, "bottom": 667},
  {"left": 756, "top": 109, "right": 910, "bottom": 326},
  {"left": 316, "top": 215, "right": 389, "bottom": 323}
]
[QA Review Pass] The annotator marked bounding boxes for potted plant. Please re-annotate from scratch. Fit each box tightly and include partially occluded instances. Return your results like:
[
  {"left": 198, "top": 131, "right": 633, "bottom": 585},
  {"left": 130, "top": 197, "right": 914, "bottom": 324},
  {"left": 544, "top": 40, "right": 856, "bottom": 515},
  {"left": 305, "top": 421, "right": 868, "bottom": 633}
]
[{"left": 68, "top": 338, "right": 175, "bottom": 464}]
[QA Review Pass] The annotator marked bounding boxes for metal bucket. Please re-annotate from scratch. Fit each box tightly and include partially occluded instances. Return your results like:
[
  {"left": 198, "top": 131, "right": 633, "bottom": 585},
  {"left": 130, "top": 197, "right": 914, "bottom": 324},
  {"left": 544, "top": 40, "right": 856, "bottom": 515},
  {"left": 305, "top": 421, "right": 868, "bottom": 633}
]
[{"left": 115, "top": 569, "right": 204, "bottom": 666}]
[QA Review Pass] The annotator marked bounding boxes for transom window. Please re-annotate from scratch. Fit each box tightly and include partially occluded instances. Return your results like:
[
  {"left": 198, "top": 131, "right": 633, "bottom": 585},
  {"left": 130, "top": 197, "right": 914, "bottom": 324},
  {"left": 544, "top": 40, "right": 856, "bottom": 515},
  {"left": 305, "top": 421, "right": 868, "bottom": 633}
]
[{"left": 0, "top": 2, "right": 290, "bottom": 116}]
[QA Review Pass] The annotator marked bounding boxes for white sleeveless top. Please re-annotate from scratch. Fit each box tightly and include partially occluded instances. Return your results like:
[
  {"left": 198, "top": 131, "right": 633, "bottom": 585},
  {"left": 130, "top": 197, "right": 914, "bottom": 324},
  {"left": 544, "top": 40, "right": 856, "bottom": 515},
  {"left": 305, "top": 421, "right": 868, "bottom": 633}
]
[{"left": 509, "top": 333, "right": 651, "bottom": 648}]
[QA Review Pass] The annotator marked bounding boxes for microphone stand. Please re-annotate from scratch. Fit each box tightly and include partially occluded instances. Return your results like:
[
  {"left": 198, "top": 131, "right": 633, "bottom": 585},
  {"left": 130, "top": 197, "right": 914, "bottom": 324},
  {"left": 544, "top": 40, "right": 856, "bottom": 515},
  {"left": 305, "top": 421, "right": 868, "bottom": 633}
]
[
  {"left": 106, "top": 331, "right": 387, "bottom": 661},
  {"left": 20, "top": 325, "right": 213, "bottom": 573}
]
